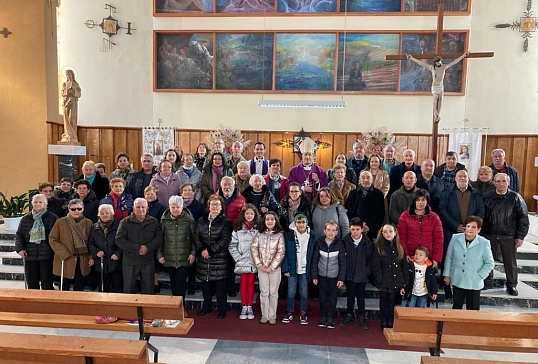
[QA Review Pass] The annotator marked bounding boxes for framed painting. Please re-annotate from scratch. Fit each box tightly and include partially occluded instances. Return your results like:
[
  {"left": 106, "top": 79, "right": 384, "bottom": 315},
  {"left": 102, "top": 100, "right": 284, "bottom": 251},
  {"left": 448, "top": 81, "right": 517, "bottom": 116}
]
[
  {"left": 142, "top": 127, "right": 175, "bottom": 165},
  {"left": 277, "top": 0, "right": 336, "bottom": 13},
  {"left": 340, "top": 0, "right": 401, "bottom": 12},
  {"left": 403, "top": 0, "right": 469, "bottom": 12},
  {"left": 155, "top": 32, "right": 214, "bottom": 90},
  {"left": 275, "top": 33, "right": 336, "bottom": 91},
  {"left": 336, "top": 33, "right": 399, "bottom": 92},
  {"left": 217, "top": 0, "right": 275, "bottom": 13},
  {"left": 154, "top": 0, "right": 213, "bottom": 14},
  {"left": 216, "top": 33, "right": 274, "bottom": 90},
  {"left": 399, "top": 32, "right": 467, "bottom": 93}
]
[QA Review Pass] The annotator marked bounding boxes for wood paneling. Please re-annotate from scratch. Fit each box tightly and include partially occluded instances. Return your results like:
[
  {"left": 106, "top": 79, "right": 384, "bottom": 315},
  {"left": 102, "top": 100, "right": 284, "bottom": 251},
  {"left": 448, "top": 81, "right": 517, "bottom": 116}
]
[{"left": 46, "top": 122, "right": 538, "bottom": 210}]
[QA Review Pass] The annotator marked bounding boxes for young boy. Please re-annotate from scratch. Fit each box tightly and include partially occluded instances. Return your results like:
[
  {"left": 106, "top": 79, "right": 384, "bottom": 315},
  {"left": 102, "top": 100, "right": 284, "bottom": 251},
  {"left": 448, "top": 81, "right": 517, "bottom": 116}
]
[
  {"left": 281, "top": 214, "right": 317, "bottom": 325},
  {"left": 406, "top": 246, "right": 438, "bottom": 308},
  {"left": 340, "top": 218, "right": 373, "bottom": 329},
  {"left": 311, "top": 220, "right": 346, "bottom": 329}
]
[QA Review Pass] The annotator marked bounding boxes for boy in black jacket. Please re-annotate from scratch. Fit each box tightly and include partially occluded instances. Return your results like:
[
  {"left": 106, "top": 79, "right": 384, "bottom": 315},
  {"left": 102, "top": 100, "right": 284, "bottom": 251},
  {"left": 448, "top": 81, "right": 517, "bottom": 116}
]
[
  {"left": 340, "top": 218, "right": 373, "bottom": 329},
  {"left": 311, "top": 220, "right": 346, "bottom": 329},
  {"left": 406, "top": 246, "right": 438, "bottom": 307}
]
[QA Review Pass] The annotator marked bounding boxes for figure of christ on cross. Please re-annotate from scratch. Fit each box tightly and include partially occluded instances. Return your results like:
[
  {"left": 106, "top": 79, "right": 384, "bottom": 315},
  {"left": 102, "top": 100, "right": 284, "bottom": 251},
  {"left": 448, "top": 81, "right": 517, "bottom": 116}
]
[{"left": 406, "top": 51, "right": 469, "bottom": 123}]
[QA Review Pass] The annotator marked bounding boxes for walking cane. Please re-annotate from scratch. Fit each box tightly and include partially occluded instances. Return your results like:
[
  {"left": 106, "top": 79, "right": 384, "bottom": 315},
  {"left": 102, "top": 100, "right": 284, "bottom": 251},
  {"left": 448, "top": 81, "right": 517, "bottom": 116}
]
[
  {"left": 100, "top": 256, "right": 104, "bottom": 292},
  {"left": 60, "top": 260, "right": 64, "bottom": 291},
  {"left": 22, "top": 257, "right": 27, "bottom": 290}
]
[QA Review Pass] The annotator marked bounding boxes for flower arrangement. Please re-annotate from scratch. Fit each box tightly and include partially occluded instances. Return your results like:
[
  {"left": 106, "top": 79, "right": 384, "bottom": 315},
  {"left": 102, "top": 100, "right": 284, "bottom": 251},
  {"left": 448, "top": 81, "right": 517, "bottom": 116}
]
[
  {"left": 362, "top": 127, "right": 395, "bottom": 155},
  {"left": 207, "top": 126, "right": 251, "bottom": 154}
]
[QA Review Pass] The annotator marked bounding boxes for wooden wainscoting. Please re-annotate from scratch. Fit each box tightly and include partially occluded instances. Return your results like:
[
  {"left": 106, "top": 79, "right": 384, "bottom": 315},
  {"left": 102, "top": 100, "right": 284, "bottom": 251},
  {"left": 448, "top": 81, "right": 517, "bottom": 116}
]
[{"left": 46, "top": 122, "right": 538, "bottom": 209}]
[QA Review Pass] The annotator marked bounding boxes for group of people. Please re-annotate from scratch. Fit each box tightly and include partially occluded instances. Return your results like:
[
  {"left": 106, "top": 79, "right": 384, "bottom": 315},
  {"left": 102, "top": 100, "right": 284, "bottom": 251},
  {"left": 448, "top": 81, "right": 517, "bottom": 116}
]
[{"left": 15, "top": 138, "right": 529, "bottom": 329}]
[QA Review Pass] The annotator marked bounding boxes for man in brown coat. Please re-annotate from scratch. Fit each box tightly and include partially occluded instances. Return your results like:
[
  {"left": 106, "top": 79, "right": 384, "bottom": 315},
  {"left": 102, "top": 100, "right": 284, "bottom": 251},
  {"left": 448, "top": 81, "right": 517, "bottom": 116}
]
[{"left": 49, "top": 199, "right": 94, "bottom": 291}]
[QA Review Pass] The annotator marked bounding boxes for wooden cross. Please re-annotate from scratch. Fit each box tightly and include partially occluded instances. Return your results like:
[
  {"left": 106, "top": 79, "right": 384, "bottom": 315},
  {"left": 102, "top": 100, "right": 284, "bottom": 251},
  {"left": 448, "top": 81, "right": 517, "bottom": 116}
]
[
  {"left": 1, "top": 27, "right": 12, "bottom": 38},
  {"left": 386, "top": 4, "right": 494, "bottom": 163}
]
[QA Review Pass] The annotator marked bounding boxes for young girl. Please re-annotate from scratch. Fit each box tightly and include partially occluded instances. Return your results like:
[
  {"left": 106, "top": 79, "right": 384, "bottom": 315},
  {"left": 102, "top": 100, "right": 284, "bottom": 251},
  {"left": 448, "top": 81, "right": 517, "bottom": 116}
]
[
  {"left": 371, "top": 223, "right": 409, "bottom": 329},
  {"left": 229, "top": 204, "right": 261, "bottom": 320},
  {"left": 251, "top": 211, "right": 285, "bottom": 325}
]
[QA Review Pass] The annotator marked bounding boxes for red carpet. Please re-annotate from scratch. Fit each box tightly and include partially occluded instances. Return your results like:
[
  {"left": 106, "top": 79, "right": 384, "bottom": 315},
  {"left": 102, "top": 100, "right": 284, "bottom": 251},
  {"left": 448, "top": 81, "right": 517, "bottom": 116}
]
[{"left": 182, "top": 300, "right": 425, "bottom": 352}]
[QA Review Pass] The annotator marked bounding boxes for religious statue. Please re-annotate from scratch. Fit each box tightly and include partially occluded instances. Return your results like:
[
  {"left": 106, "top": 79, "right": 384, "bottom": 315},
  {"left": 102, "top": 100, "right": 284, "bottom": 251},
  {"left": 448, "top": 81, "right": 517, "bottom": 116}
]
[
  {"left": 406, "top": 51, "right": 469, "bottom": 123},
  {"left": 60, "top": 69, "right": 81, "bottom": 144}
]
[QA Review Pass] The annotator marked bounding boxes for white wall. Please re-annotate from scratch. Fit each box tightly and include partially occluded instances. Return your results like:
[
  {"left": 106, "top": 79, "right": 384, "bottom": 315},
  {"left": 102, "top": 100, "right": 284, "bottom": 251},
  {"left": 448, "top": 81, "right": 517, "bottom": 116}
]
[{"left": 57, "top": 0, "right": 538, "bottom": 133}]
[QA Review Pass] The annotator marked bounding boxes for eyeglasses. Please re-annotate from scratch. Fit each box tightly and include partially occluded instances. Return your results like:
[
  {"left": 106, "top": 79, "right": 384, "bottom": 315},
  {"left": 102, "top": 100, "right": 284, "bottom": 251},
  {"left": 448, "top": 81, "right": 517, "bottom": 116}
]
[{"left": 70, "top": 208, "right": 83, "bottom": 211}]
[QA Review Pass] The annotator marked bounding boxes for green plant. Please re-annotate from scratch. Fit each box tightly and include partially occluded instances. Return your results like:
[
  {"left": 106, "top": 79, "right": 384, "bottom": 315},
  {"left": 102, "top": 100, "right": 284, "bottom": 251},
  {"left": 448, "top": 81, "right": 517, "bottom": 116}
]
[{"left": 0, "top": 191, "right": 29, "bottom": 218}]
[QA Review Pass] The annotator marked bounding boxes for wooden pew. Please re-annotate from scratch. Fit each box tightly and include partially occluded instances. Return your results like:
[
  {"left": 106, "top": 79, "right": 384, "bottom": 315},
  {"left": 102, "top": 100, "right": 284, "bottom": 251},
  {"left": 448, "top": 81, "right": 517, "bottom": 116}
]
[
  {"left": 384, "top": 307, "right": 538, "bottom": 357},
  {"left": 420, "top": 357, "right": 532, "bottom": 364},
  {"left": 0, "top": 289, "right": 194, "bottom": 362},
  {"left": 0, "top": 331, "right": 148, "bottom": 364}
]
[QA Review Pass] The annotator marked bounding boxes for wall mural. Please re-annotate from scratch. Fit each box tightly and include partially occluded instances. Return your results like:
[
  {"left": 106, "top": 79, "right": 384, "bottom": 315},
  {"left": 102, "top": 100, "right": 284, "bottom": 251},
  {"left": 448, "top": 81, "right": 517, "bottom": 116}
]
[
  {"left": 154, "top": 0, "right": 469, "bottom": 14},
  {"left": 154, "top": 31, "right": 467, "bottom": 93}
]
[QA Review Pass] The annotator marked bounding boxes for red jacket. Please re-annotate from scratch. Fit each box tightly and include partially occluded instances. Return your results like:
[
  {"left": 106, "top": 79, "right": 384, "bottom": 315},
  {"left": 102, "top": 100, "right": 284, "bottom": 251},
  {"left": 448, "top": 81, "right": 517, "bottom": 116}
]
[
  {"left": 397, "top": 208, "right": 444, "bottom": 263},
  {"left": 214, "top": 188, "right": 246, "bottom": 224}
]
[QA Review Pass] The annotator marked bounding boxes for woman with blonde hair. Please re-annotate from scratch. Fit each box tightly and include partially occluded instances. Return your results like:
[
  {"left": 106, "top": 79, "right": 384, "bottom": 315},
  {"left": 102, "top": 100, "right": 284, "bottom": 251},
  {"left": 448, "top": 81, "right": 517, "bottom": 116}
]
[{"left": 470, "top": 166, "right": 495, "bottom": 195}]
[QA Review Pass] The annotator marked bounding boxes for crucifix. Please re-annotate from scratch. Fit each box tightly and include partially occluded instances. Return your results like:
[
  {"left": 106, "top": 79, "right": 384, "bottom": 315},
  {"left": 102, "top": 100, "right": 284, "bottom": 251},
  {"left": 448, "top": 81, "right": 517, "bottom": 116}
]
[
  {"left": 1, "top": 27, "right": 12, "bottom": 38},
  {"left": 386, "top": 4, "right": 494, "bottom": 163}
]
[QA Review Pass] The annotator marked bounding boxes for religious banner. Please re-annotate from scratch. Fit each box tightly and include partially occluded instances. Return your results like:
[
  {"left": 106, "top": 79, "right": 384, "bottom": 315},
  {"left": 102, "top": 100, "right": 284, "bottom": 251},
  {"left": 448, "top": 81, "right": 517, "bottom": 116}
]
[
  {"left": 448, "top": 129, "right": 482, "bottom": 180},
  {"left": 142, "top": 127, "right": 175, "bottom": 165}
]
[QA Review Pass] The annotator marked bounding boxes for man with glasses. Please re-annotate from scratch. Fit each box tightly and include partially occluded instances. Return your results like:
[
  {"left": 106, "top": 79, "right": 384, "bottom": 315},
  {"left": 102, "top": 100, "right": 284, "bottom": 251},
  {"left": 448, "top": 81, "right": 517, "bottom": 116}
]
[
  {"left": 127, "top": 153, "right": 158, "bottom": 199},
  {"left": 213, "top": 138, "right": 231, "bottom": 160}
]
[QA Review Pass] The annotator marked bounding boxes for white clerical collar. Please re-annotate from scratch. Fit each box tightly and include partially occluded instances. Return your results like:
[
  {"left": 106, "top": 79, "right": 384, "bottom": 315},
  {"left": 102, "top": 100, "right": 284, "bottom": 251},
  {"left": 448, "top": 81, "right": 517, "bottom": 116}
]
[{"left": 303, "top": 164, "right": 312, "bottom": 170}]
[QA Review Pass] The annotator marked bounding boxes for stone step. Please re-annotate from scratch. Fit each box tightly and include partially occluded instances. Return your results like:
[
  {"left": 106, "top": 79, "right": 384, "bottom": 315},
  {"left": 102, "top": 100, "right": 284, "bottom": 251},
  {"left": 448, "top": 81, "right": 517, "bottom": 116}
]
[{"left": 0, "top": 241, "right": 16, "bottom": 253}]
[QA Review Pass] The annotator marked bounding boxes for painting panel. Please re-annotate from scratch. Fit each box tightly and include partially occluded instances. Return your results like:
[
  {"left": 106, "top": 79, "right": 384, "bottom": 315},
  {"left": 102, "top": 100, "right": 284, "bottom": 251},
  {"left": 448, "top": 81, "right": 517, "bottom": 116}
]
[
  {"left": 142, "top": 127, "right": 175, "bottom": 165},
  {"left": 216, "top": 33, "right": 274, "bottom": 90},
  {"left": 275, "top": 33, "right": 336, "bottom": 91},
  {"left": 336, "top": 33, "right": 399, "bottom": 92},
  {"left": 155, "top": 33, "right": 214, "bottom": 90},
  {"left": 399, "top": 32, "right": 466, "bottom": 92},
  {"left": 154, "top": 0, "right": 214, "bottom": 13},
  {"left": 403, "top": 0, "right": 468, "bottom": 12},
  {"left": 217, "top": 0, "right": 275, "bottom": 13},
  {"left": 340, "top": 0, "right": 401, "bottom": 12},
  {"left": 277, "top": 0, "right": 336, "bottom": 13}
]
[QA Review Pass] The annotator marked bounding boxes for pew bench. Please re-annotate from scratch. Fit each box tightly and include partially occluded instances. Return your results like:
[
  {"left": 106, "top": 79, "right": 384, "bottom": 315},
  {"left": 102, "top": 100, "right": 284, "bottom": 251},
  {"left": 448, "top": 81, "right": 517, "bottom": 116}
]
[
  {"left": 0, "top": 289, "right": 194, "bottom": 362},
  {"left": 384, "top": 307, "right": 538, "bottom": 357},
  {"left": 0, "top": 331, "right": 149, "bottom": 364}
]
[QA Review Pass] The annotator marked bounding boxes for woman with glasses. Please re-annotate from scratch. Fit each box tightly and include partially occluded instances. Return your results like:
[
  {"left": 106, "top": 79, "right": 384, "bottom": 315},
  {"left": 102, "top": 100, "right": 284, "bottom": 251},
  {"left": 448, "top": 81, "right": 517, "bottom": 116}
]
[{"left": 278, "top": 182, "right": 312, "bottom": 232}]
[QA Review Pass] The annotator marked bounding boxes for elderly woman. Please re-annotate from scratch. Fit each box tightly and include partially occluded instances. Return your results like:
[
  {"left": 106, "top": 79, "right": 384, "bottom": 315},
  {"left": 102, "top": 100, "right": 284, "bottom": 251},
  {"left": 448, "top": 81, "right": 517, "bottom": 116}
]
[
  {"left": 158, "top": 196, "right": 196, "bottom": 301},
  {"left": 144, "top": 185, "right": 167, "bottom": 293},
  {"left": 193, "top": 142, "right": 210, "bottom": 171},
  {"left": 366, "top": 154, "right": 390, "bottom": 198},
  {"left": 234, "top": 160, "right": 251, "bottom": 194},
  {"left": 149, "top": 159, "right": 182, "bottom": 208},
  {"left": 49, "top": 199, "right": 94, "bottom": 291},
  {"left": 470, "top": 166, "right": 496, "bottom": 195},
  {"left": 109, "top": 152, "right": 136, "bottom": 184},
  {"left": 194, "top": 195, "right": 232, "bottom": 319},
  {"left": 328, "top": 163, "right": 356, "bottom": 206},
  {"left": 99, "top": 178, "right": 134, "bottom": 220},
  {"left": 76, "top": 160, "right": 110, "bottom": 200},
  {"left": 88, "top": 204, "right": 123, "bottom": 292},
  {"left": 39, "top": 182, "right": 65, "bottom": 218},
  {"left": 397, "top": 189, "right": 444, "bottom": 266},
  {"left": 176, "top": 153, "right": 203, "bottom": 201},
  {"left": 200, "top": 152, "right": 233, "bottom": 203},
  {"left": 327, "top": 153, "right": 357, "bottom": 185},
  {"left": 15, "top": 194, "right": 58, "bottom": 290},
  {"left": 443, "top": 216, "right": 495, "bottom": 310},
  {"left": 73, "top": 180, "right": 99, "bottom": 223},
  {"left": 278, "top": 182, "right": 312, "bottom": 232},
  {"left": 311, "top": 187, "right": 349, "bottom": 240},
  {"left": 241, "top": 174, "right": 279, "bottom": 215}
]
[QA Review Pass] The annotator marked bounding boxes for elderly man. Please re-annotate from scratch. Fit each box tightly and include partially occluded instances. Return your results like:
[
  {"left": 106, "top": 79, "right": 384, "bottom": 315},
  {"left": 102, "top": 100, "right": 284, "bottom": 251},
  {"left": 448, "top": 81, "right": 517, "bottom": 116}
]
[
  {"left": 388, "top": 149, "right": 421, "bottom": 198},
  {"left": 381, "top": 144, "right": 399, "bottom": 172},
  {"left": 345, "top": 170, "right": 384, "bottom": 240},
  {"left": 346, "top": 141, "right": 369, "bottom": 184},
  {"left": 287, "top": 138, "right": 328, "bottom": 201},
  {"left": 127, "top": 153, "right": 157, "bottom": 199},
  {"left": 489, "top": 148, "right": 520, "bottom": 193},
  {"left": 249, "top": 141, "right": 269, "bottom": 175},
  {"left": 213, "top": 138, "right": 231, "bottom": 160},
  {"left": 226, "top": 141, "right": 247, "bottom": 173},
  {"left": 482, "top": 173, "right": 529, "bottom": 296},
  {"left": 434, "top": 151, "right": 466, "bottom": 190},
  {"left": 116, "top": 198, "right": 163, "bottom": 294},
  {"left": 49, "top": 199, "right": 94, "bottom": 291},
  {"left": 416, "top": 158, "right": 443, "bottom": 213},
  {"left": 389, "top": 171, "right": 418, "bottom": 223},
  {"left": 438, "top": 170, "right": 485, "bottom": 301}
]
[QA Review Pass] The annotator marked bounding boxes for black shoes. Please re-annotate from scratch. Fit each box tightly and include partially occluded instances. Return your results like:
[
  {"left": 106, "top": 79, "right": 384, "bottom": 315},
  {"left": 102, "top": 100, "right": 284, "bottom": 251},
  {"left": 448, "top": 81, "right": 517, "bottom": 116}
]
[
  {"left": 217, "top": 313, "right": 226, "bottom": 319},
  {"left": 197, "top": 308, "right": 211, "bottom": 316},
  {"left": 339, "top": 314, "right": 354, "bottom": 327},
  {"left": 358, "top": 316, "right": 369, "bottom": 330},
  {"left": 507, "top": 287, "right": 519, "bottom": 296}
]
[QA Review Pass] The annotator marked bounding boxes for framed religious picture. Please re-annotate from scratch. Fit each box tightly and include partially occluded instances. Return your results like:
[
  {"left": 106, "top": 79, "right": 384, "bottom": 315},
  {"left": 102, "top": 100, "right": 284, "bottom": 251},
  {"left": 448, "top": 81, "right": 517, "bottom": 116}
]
[{"left": 143, "top": 127, "right": 175, "bottom": 165}]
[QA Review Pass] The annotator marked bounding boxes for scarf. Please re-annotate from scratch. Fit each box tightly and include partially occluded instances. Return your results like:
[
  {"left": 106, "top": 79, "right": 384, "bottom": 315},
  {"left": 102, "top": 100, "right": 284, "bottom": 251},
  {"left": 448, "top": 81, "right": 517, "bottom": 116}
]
[
  {"left": 110, "top": 192, "right": 128, "bottom": 220},
  {"left": 359, "top": 185, "right": 370, "bottom": 197},
  {"left": 116, "top": 168, "right": 130, "bottom": 181},
  {"left": 182, "top": 165, "right": 194, "bottom": 177},
  {"left": 98, "top": 218, "right": 114, "bottom": 235},
  {"left": 29, "top": 208, "right": 47, "bottom": 244},
  {"left": 212, "top": 165, "right": 223, "bottom": 192},
  {"left": 182, "top": 197, "right": 194, "bottom": 207},
  {"left": 245, "top": 222, "right": 253, "bottom": 230},
  {"left": 336, "top": 181, "right": 344, "bottom": 191},
  {"left": 67, "top": 215, "right": 90, "bottom": 255},
  {"left": 84, "top": 173, "right": 96, "bottom": 186}
]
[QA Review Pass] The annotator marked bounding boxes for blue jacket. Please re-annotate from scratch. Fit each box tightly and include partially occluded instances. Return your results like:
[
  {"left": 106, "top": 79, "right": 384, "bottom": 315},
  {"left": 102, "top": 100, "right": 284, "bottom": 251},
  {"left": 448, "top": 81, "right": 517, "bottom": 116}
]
[
  {"left": 281, "top": 228, "right": 317, "bottom": 279},
  {"left": 438, "top": 184, "right": 485, "bottom": 245},
  {"left": 489, "top": 163, "right": 520, "bottom": 193},
  {"left": 443, "top": 233, "right": 495, "bottom": 290},
  {"left": 416, "top": 175, "right": 443, "bottom": 213}
]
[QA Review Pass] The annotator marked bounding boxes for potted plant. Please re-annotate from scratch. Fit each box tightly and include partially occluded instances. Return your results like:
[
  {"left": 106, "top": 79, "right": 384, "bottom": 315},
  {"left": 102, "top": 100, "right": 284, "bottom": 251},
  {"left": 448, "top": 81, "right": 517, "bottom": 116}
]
[{"left": 0, "top": 191, "right": 29, "bottom": 231}]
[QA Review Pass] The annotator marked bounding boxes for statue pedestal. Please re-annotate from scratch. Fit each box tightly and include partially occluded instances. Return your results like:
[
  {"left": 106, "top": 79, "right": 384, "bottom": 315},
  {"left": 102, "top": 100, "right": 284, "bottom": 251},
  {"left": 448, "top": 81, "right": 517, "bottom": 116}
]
[
  {"left": 48, "top": 144, "right": 86, "bottom": 181},
  {"left": 57, "top": 140, "right": 81, "bottom": 146}
]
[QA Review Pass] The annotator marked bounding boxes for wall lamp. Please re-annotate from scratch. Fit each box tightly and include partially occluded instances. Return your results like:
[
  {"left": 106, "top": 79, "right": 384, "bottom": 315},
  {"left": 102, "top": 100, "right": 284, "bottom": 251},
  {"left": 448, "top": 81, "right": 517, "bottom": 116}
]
[{"left": 258, "top": 99, "right": 347, "bottom": 108}]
